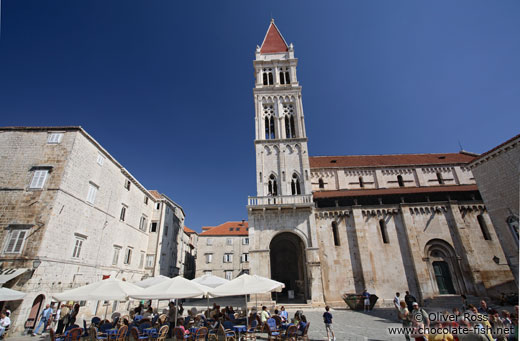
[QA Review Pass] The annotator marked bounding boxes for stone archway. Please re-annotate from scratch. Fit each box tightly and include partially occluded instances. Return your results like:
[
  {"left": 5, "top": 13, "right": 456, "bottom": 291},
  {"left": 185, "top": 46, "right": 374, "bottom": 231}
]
[
  {"left": 269, "top": 232, "right": 308, "bottom": 303},
  {"left": 425, "top": 239, "right": 465, "bottom": 295}
]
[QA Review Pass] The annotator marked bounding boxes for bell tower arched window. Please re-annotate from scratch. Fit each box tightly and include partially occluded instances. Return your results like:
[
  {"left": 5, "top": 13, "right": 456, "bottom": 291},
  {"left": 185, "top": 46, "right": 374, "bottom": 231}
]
[
  {"left": 318, "top": 178, "right": 324, "bottom": 189},
  {"left": 263, "top": 105, "right": 275, "bottom": 139},
  {"left": 279, "top": 67, "right": 290, "bottom": 85},
  {"left": 397, "top": 175, "right": 404, "bottom": 187},
  {"left": 262, "top": 68, "right": 274, "bottom": 85},
  {"left": 283, "top": 103, "right": 296, "bottom": 138},
  {"left": 268, "top": 174, "right": 278, "bottom": 196},
  {"left": 291, "top": 173, "right": 301, "bottom": 195}
]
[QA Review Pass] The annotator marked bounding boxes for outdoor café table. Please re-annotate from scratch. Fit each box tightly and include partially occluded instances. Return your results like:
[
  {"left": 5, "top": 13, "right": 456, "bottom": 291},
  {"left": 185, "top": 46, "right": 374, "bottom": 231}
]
[
  {"left": 233, "top": 325, "right": 246, "bottom": 339},
  {"left": 142, "top": 327, "right": 157, "bottom": 337}
]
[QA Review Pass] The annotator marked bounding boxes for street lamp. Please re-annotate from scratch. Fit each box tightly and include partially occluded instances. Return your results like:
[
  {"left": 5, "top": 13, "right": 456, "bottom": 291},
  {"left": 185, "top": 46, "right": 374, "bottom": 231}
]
[{"left": 32, "top": 259, "right": 41, "bottom": 269}]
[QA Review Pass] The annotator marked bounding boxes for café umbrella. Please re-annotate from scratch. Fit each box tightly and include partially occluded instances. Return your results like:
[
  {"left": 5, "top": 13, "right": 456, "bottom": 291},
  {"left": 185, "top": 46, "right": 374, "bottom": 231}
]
[
  {"left": 134, "top": 275, "right": 171, "bottom": 288},
  {"left": 0, "top": 287, "right": 26, "bottom": 301}
]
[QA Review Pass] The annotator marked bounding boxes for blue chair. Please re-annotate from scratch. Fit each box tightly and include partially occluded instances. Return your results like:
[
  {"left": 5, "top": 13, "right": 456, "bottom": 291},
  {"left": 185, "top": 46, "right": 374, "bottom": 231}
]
[
  {"left": 130, "top": 327, "right": 149, "bottom": 341},
  {"left": 222, "top": 321, "right": 234, "bottom": 330},
  {"left": 266, "top": 318, "right": 281, "bottom": 340}
]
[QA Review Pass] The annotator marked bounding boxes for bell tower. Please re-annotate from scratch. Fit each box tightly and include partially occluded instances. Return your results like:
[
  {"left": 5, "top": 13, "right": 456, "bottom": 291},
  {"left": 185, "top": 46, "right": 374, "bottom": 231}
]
[
  {"left": 252, "top": 19, "right": 312, "bottom": 198},
  {"left": 248, "top": 20, "right": 324, "bottom": 305}
]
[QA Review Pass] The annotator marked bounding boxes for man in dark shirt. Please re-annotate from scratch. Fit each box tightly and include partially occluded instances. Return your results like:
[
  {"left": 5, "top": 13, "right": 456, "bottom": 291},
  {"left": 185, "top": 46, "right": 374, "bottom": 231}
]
[
  {"left": 323, "top": 306, "right": 335, "bottom": 340},
  {"left": 404, "top": 291, "right": 416, "bottom": 312}
]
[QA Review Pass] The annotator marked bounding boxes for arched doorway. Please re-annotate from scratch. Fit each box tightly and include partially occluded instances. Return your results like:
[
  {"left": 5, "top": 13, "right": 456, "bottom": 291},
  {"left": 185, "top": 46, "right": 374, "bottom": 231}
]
[
  {"left": 269, "top": 232, "right": 307, "bottom": 303},
  {"left": 425, "top": 239, "right": 465, "bottom": 295},
  {"left": 25, "top": 294, "right": 45, "bottom": 329}
]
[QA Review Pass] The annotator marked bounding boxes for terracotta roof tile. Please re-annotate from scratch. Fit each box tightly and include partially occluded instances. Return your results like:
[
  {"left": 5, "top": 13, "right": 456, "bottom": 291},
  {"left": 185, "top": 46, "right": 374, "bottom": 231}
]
[
  {"left": 148, "top": 190, "right": 162, "bottom": 200},
  {"left": 309, "top": 152, "right": 476, "bottom": 169},
  {"left": 199, "top": 221, "right": 249, "bottom": 236},
  {"left": 260, "top": 20, "right": 288, "bottom": 54},
  {"left": 183, "top": 226, "right": 197, "bottom": 234},
  {"left": 313, "top": 184, "right": 479, "bottom": 199}
]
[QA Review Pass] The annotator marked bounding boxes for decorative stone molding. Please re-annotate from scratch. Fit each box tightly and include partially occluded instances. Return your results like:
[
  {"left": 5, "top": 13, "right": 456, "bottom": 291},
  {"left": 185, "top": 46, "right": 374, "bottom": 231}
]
[
  {"left": 458, "top": 204, "right": 486, "bottom": 213},
  {"left": 315, "top": 209, "right": 351, "bottom": 219},
  {"left": 345, "top": 169, "right": 374, "bottom": 176},
  {"left": 421, "top": 167, "right": 454, "bottom": 174},
  {"left": 381, "top": 168, "right": 413, "bottom": 175},
  {"left": 361, "top": 208, "right": 399, "bottom": 217},
  {"left": 409, "top": 206, "right": 448, "bottom": 215}
]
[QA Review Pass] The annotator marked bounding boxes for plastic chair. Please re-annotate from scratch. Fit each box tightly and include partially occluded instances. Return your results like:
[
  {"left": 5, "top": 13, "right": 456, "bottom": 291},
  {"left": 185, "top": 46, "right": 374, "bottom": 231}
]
[
  {"left": 115, "top": 325, "right": 128, "bottom": 341},
  {"left": 297, "top": 322, "right": 310, "bottom": 341},
  {"left": 273, "top": 315, "right": 282, "bottom": 328},
  {"left": 151, "top": 325, "right": 168, "bottom": 341},
  {"left": 217, "top": 324, "right": 235, "bottom": 341},
  {"left": 130, "top": 326, "right": 149, "bottom": 341},
  {"left": 266, "top": 318, "right": 281, "bottom": 340},
  {"left": 244, "top": 319, "right": 258, "bottom": 340},
  {"left": 193, "top": 327, "right": 207, "bottom": 341},
  {"left": 283, "top": 325, "right": 298, "bottom": 340}
]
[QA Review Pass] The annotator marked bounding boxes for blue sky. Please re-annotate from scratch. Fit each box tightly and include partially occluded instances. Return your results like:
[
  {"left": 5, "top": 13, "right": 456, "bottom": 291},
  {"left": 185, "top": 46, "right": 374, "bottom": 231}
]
[{"left": 1, "top": 1, "right": 519, "bottom": 232}]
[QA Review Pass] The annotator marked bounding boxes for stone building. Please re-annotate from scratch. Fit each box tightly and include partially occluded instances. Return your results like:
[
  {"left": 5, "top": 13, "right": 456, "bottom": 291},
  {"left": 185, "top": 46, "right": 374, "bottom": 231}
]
[
  {"left": 246, "top": 21, "right": 517, "bottom": 307},
  {"left": 0, "top": 126, "right": 186, "bottom": 331},
  {"left": 179, "top": 226, "right": 198, "bottom": 279},
  {"left": 195, "top": 221, "right": 250, "bottom": 280},
  {"left": 469, "top": 134, "right": 519, "bottom": 285}
]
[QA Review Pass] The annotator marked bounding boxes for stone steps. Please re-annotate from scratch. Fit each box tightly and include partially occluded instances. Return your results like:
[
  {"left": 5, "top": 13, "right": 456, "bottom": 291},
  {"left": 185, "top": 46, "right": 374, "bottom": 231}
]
[{"left": 423, "top": 295, "right": 489, "bottom": 308}]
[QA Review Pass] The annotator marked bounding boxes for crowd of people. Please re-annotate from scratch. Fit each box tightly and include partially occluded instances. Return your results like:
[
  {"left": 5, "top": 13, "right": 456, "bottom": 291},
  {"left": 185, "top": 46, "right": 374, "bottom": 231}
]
[{"left": 394, "top": 292, "right": 519, "bottom": 341}]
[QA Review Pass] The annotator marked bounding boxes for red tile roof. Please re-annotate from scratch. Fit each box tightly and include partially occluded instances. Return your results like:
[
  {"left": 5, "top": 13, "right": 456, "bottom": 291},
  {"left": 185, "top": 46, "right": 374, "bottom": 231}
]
[
  {"left": 199, "top": 221, "right": 249, "bottom": 236},
  {"left": 183, "top": 226, "right": 196, "bottom": 235},
  {"left": 309, "top": 152, "right": 476, "bottom": 169},
  {"left": 313, "top": 184, "right": 479, "bottom": 199},
  {"left": 149, "top": 190, "right": 162, "bottom": 200},
  {"left": 260, "top": 20, "right": 288, "bottom": 54}
]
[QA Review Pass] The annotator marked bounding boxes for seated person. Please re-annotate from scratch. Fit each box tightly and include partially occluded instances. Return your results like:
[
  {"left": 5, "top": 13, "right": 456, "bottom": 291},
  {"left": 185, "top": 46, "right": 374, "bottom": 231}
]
[
  {"left": 279, "top": 306, "right": 288, "bottom": 323},
  {"left": 260, "top": 306, "right": 270, "bottom": 324},
  {"left": 142, "top": 307, "right": 154, "bottom": 319},
  {"left": 0, "top": 312, "right": 11, "bottom": 338},
  {"left": 297, "top": 315, "right": 307, "bottom": 336}
]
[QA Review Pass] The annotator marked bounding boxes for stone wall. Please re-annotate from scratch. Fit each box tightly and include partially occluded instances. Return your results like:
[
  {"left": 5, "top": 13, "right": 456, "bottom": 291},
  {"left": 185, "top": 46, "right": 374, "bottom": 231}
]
[{"left": 195, "top": 235, "right": 249, "bottom": 279}]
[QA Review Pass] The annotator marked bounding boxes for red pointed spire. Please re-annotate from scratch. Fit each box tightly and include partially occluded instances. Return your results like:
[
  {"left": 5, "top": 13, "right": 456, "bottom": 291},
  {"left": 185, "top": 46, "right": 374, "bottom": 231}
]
[{"left": 260, "top": 20, "right": 289, "bottom": 54}]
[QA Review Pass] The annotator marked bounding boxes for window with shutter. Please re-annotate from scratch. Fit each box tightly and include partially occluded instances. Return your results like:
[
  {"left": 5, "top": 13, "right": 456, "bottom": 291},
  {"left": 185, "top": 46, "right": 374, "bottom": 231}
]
[
  {"left": 4, "top": 230, "right": 28, "bottom": 254},
  {"left": 29, "top": 170, "right": 48, "bottom": 189}
]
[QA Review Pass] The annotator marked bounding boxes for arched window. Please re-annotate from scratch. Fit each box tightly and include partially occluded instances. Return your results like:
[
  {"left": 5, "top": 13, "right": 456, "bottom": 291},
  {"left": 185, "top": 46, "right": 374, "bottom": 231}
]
[
  {"left": 291, "top": 173, "right": 301, "bottom": 195},
  {"left": 279, "top": 67, "right": 290, "bottom": 85},
  {"left": 359, "top": 176, "right": 364, "bottom": 188},
  {"left": 332, "top": 221, "right": 340, "bottom": 246},
  {"left": 263, "top": 68, "right": 273, "bottom": 85},
  {"left": 477, "top": 214, "right": 491, "bottom": 240},
  {"left": 397, "top": 175, "right": 404, "bottom": 187},
  {"left": 268, "top": 174, "right": 278, "bottom": 196},
  {"left": 263, "top": 105, "right": 275, "bottom": 139},
  {"left": 436, "top": 172, "right": 444, "bottom": 185},
  {"left": 379, "top": 219, "right": 389, "bottom": 244},
  {"left": 283, "top": 104, "right": 296, "bottom": 138},
  {"left": 318, "top": 178, "right": 324, "bottom": 189}
]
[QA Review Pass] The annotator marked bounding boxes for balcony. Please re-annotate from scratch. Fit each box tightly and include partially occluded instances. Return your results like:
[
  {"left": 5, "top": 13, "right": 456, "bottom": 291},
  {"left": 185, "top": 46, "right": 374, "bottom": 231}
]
[{"left": 247, "top": 194, "right": 314, "bottom": 208}]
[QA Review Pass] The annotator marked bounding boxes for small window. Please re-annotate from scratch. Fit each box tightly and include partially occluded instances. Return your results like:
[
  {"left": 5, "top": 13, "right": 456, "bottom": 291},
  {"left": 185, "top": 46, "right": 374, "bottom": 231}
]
[
  {"left": 145, "top": 255, "right": 155, "bottom": 268},
  {"left": 47, "top": 133, "right": 63, "bottom": 144},
  {"left": 112, "top": 247, "right": 121, "bottom": 265},
  {"left": 226, "top": 238, "right": 233, "bottom": 245},
  {"left": 477, "top": 214, "right": 491, "bottom": 240},
  {"left": 139, "top": 216, "right": 147, "bottom": 231},
  {"left": 164, "top": 225, "right": 168, "bottom": 235},
  {"left": 206, "top": 253, "right": 213, "bottom": 263},
  {"left": 379, "top": 219, "right": 389, "bottom": 244},
  {"left": 359, "top": 177, "right": 364, "bottom": 188},
  {"left": 397, "top": 175, "right": 404, "bottom": 187},
  {"left": 150, "top": 222, "right": 158, "bottom": 233},
  {"left": 291, "top": 173, "right": 301, "bottom": 195},
  {"left": 123, "top": 248, "right": 132, "bottom": 264},
  {"left": 120, "top": 205, "right": 127, "bottom": 221},
  {"left": 268, "top": 174, "right": 278, "bottom": 196},
  {"left": 207, "top": 238, "right": 213, "bottom": 246},
  {"left": 225, "top": 270, "right": 233, "bottom": 280},
  {"left": 144, "top": 197, "right": 149, "bottom": 205},
  {"left": 242, "top": 237, "right": 249, "bottom": 245},
  {"left": 318, "top": 178, "right": 324, "bottom": 189},
  {"left": 229, "top": 228, "right": 233, "bottom": 231},
  {"left": 124, "top": 180, "right": 131, "bottom": 190},
  {"left": 223, "top": 253, "right": 233, "bottom": 263},
  {"left": 436, "top": 172, "right": 444, "bottom": 185},
  {"left": 29, "top": 170, "right": 49, "bottom": 189},
  {"left": 97, "top": 153, "right": 105, "bottom": 166},
  {"left": 86, "top": 183, "right": 98, "bottom": 204},
  {"left": 72, "top": 236, "right": 84, "bottom": 259},
  {"left": 332, "top": 222, "right": 340, "bottom": 246},
  {"left": 3, "top": 229, "right": 28, "bottom": 254},
  {"left": 241, "top": 253, "right": 249, "bottom": 263},
  {"left": 156, "top": 203, "right": 161, "bottom": 210},
  {"left": 139, "top": 252, "right": 145, "bottom": 269}
]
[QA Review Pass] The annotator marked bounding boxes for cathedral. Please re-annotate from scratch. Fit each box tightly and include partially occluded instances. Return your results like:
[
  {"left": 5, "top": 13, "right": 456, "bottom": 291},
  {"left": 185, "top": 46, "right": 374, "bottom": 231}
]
[{"left": 246, "top": 20, "right": 516, "bottom": 307}]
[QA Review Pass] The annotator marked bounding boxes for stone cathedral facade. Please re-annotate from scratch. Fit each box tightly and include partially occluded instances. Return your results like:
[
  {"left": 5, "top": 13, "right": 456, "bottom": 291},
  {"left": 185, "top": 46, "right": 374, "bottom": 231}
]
[{"left": 247, "top": 21, "right": 516, "bottom": 307}]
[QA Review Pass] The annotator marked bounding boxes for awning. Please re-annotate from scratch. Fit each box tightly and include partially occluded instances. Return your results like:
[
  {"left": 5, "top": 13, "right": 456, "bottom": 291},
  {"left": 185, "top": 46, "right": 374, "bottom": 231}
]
[{"left": 0, "top": 268, "right": 30, "bottom": 285}]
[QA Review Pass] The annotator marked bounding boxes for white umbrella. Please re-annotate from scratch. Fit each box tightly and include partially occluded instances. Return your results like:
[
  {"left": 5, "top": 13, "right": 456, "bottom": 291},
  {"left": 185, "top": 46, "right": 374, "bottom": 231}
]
[
  {"left": 134, "top": 275, "right": 171, "bottom": 288},
  {"left": 0, "top": 287, "right": 26, "bottom": 301},
  {"left": 130, "top": 276, "right": 212, "bottom": 300},
  {"left": 208, "top": 274, "right": 284, "bottom": 297},
  {"left": 52, "top": 278, "right": 144, "bottom": 301},
  {"left": 191, "top": 274, "right": 229, "bottom": 288}
]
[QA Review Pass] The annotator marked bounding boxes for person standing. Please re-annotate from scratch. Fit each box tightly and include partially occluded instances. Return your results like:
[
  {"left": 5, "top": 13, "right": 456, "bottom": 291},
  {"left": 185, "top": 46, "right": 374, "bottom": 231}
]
[
  {"left": 362, "top": 289, "right": 371, "bottom": 312},
  {"left": 56, "top": 304, "right": 70, "bottom": 334},
  {"left": 411, "top": 302, "right": 430, "bottom": 328},
  {"left": 323, "top": 306, "right": 335, "bottom": 341},
  {"left": 32, "top": 304, "right": 52, "bottom": 336},
  {"left": 260, "top": 306, "right": 270, "bottom": 324},
  {"left": 394, "top": 293, "right": 401, "bottom": 320},
  {"left": 405, "top": 291, "right": 417, "bottom": 312},
  {"left": 399, "top": 301, "right": 412, "bottom": 341}
]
